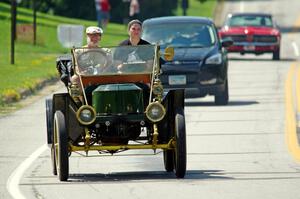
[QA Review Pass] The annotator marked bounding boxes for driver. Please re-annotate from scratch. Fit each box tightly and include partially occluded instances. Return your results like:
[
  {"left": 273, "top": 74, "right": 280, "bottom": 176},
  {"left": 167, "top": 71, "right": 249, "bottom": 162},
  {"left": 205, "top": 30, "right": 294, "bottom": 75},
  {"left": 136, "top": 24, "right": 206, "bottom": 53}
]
[
  {"left": 85, "top": 26, "right": 103, "bottom": 48},
  {"left": 71, "top": 26, "right": 103, "bottom": 82},
  {"left": 70, "top": 26, "right": 104, "bottom": 100}
]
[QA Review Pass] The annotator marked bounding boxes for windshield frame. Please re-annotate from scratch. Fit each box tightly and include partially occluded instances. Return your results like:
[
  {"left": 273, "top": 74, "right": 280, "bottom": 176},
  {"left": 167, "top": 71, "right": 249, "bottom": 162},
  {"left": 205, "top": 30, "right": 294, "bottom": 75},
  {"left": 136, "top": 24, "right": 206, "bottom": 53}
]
[{"left": 72, "top": 44, "right": 157, "bottom": 76}]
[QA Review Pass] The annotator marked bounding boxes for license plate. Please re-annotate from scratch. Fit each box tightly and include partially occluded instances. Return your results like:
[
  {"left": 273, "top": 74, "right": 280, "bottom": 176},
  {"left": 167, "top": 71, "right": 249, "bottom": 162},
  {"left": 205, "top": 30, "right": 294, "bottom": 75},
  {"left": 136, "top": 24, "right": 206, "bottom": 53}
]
[
  {"left": 243, "top": 45, "right": 255, "bottom": 51},
  {"left": 168, "top": 75, "right": 186, "bottom": 85}
]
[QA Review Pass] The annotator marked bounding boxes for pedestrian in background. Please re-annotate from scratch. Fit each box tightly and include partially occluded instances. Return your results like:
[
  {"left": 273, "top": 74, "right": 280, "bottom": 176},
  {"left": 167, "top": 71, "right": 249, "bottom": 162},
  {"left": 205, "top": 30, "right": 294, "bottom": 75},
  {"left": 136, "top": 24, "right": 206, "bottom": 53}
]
[
  {"left": 129, "top": 0, "right": 140, "bottom": 20},
  {"left": 95, "top": 0, "right": 111, "bottom": 29}
]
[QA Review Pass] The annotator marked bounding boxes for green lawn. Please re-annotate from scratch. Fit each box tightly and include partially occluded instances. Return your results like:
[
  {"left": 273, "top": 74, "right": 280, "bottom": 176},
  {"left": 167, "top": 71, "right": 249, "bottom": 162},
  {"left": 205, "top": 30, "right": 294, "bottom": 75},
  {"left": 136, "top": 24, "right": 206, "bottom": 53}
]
[
  {"left": 176, "top": 0, "right": 217, "bottom": 17},
  {"left": 0, "top": 2, "right": 128, "bottom": 104},
  {"left": 0, "top": 0, "right": 216, "bottom": 106}
]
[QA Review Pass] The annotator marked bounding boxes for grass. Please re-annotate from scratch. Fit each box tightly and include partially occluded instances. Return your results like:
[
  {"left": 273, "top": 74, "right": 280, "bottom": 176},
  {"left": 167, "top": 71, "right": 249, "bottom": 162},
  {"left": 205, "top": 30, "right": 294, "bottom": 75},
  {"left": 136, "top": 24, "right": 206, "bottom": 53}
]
[
  {"left": 0, "top": 2, "right": 128, "bottom": 106},
  {"left": 0, "top": 0, "right": 216, "bottom": 107},
  {"left": 175, "top": 0, "right": 217, "bottom": 18}
]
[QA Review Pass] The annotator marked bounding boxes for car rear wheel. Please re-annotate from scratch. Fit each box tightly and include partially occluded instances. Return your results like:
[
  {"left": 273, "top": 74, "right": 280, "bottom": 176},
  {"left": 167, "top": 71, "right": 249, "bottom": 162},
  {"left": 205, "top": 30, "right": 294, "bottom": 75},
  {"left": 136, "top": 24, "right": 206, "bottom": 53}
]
[
  {"left": 272, "top": 48, "right": 280, "bottom": 60},
  {"left": 163, "top": 150, "right": 174, "bottom": 172},
  {"left": 46, "top": 98, "right": 53, "bottom": 144},
  {"left": 54, "top": 111, "right": 69, "bottom": 181},
  {"left": 51, "top": 143, "right": 57, "bottom": 175},
  {"left": 215, "top": 80, "right": 229, "bottom": 105},
  {"left": 46, "top": 99, "right": 57, "bottom": 175},
  {"left": 173, "top": 109, "right": 186, "bottom": 178}
]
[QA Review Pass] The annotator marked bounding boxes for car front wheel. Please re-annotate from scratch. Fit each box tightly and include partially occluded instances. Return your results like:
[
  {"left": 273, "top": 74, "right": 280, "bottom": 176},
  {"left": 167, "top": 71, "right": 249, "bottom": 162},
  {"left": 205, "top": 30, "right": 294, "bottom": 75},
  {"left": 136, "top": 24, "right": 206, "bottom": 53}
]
[
  {"left": 51, "top": 143, "right": 57, "bottom": 175},
  {"left": 54, "top": 111, "right": 69, "bottom": 181},
  {"left": 173, "top": 108, "right": 187, "bottom": 178}
]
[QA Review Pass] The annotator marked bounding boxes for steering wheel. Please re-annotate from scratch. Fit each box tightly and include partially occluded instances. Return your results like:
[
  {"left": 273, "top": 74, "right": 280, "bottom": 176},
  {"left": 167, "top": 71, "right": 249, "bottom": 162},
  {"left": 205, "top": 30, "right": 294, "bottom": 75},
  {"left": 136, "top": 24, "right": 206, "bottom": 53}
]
[{"left": 77, "top": 49, "right": 109, "bottom": 74}]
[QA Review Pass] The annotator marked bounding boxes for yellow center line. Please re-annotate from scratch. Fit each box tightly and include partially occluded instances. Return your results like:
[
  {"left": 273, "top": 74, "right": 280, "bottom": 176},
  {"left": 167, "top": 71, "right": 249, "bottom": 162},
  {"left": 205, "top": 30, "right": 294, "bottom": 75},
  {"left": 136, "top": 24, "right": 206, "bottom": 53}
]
[
  {"left": 285, "top": 63, "right": 300, "bottom": 161},
  {"left": 297, "top": 66, "right": 300, "bottom": 113},
  {"left": 285, "top": 10, "right": 300, "bottom": 162}
]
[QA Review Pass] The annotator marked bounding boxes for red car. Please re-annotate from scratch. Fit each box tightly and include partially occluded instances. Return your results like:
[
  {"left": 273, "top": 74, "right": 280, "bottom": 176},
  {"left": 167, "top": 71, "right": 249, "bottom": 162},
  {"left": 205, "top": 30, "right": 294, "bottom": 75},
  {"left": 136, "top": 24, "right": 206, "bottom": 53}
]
[{"left": 219, "top": 13, "right": 281, "bottom": 60}]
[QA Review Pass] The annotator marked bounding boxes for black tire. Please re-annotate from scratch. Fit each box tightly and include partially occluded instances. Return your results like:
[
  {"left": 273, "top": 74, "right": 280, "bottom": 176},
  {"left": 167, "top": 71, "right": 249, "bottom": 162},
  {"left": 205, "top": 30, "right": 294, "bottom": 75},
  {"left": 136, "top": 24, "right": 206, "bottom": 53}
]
[
  {"left": 51, "top": 143, "right": 57, "bottom": 175},
  {"left": 47, "top": 99, "right": 57, "bottom": 175},
  {"left": 46, "top": 99, "right": 54, "bottom": 144},
  {"left": 54, "top": 111, "right": 69, "bottom": 181},
  {"left": 163, "top": 150, "right": 174, "bottom": 172},
  {"left": 215, "top": 80, "right": 229, "bottom": 105},
  {"left": 272, "top": 48, "right": 280, "bottom": 60},
  {"left": 173, "top": 109, "right": 187, "bottom": 178}
]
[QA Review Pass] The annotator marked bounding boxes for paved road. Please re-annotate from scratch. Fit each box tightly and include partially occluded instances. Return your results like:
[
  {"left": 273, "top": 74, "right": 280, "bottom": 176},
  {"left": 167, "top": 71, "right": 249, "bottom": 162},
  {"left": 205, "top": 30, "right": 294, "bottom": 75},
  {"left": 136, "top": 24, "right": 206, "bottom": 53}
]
[{"left": 1, "top": 0, "right": 300, "bottom": 198}]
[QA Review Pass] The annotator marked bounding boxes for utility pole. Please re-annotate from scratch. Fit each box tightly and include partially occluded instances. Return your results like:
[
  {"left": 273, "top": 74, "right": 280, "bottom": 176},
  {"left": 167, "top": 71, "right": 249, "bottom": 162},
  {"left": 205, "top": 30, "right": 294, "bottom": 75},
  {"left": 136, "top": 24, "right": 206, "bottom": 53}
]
[{"left": 10, "top": 0, "right": 17, "bottom": 64}]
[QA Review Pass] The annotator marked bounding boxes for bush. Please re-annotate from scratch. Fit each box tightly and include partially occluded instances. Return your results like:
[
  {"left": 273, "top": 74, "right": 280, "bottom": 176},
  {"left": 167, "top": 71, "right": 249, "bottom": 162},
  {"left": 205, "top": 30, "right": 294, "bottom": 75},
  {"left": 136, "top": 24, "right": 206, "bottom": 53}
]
[{"left": 2, "top": 89, "right": 21, "bottom": 103}]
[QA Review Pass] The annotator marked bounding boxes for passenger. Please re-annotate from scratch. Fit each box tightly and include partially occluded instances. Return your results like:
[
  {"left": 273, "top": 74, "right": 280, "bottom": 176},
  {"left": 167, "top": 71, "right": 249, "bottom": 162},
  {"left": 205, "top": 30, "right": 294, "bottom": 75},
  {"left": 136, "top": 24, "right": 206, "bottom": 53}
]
[
  {"left": 119, "top": 19, "right": 150, "bottom": 46},
  {"left": 260, "top": 17, "right": 266, "bottom": 26},
  {"left": 117, "top": 20, "right": 154, "bottom": 96},
  {"left": 116, "top": 19, "right": 153, "bottom": 72}
]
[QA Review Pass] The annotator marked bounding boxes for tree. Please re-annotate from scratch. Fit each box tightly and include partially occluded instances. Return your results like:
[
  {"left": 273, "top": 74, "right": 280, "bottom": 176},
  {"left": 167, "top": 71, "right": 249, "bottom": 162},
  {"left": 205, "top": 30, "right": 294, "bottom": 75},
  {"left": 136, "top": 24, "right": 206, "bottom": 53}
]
[{"left": 7, "top": 0, "right": 179, "bottom": 24}]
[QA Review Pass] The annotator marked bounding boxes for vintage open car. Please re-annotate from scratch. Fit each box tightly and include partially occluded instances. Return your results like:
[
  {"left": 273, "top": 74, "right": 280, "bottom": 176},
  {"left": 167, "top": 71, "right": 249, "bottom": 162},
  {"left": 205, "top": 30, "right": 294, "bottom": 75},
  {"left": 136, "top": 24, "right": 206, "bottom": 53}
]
[{"left": 45, "top": 44, "right": 186, "bottom": 181}]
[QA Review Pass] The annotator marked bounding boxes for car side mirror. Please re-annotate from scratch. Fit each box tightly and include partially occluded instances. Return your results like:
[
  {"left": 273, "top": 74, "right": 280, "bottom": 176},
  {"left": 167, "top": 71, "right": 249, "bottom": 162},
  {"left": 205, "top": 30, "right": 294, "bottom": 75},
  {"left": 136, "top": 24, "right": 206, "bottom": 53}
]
[
  {"left": 221, "top": 38, "right": 233, "bottom": 48},
  {"left": 164, "top": 47, "right": 175, "bottom": 61}
]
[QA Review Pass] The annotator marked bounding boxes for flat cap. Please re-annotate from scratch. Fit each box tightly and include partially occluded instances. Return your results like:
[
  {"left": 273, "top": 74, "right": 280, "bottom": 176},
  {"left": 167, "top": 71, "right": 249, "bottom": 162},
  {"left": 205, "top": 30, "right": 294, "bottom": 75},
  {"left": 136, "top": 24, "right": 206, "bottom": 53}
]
[{"left": 86, "top": 26, "right": 103, "bottom": 34}]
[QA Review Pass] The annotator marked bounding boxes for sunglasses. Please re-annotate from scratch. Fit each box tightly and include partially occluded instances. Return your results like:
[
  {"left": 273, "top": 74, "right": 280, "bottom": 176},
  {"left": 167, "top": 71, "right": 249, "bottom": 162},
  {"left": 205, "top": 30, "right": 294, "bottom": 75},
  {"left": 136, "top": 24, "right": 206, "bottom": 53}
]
[{"left": 87, "top": 33, "right": 102, "bottom": 36}]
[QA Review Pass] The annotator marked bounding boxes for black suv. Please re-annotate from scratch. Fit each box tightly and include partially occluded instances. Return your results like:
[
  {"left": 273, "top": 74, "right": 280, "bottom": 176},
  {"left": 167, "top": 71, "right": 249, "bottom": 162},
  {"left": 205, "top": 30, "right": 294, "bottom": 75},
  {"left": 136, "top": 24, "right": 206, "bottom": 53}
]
[{"left": 142, "top": 16, "right": 232, "bottom": 105}]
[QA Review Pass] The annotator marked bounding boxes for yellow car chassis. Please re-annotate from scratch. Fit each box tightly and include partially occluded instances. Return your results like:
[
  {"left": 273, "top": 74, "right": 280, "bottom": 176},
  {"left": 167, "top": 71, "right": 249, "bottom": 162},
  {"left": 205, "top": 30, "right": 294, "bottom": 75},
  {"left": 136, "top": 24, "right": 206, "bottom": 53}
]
[{"left": 69, "top": 138, "right": 175, "bottom": 152}]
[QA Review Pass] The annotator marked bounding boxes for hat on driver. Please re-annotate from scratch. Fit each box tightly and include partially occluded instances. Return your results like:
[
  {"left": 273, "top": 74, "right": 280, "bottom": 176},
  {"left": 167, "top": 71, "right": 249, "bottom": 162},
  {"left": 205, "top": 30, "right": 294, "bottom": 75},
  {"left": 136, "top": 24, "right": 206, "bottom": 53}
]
[{"left": 86, "top": 26, "right": 103, "bottom": 34}]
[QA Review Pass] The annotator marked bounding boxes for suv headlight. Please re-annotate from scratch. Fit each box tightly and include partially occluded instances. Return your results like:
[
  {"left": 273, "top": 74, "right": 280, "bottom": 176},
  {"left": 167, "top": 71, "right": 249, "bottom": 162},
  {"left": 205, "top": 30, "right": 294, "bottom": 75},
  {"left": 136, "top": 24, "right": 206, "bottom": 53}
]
[
  {"left": 76, "top": 105, "right": 96, "bottom": 125},
  {"left": 145, "top": 102, "right": 166, "bottom": 122},
  {"left": 205, "top": 53, "right": 222, "bottom": 65}
]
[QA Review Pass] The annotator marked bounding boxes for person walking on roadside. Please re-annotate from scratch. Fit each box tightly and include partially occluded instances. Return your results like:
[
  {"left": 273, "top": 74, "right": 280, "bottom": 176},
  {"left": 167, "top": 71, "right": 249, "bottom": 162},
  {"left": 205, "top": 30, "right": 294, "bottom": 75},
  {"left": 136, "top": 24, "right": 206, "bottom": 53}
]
[
  {"left": 95, "top": 0, "right": 102, "bottom": 28},
  {"left": 95, "top": 0, "right": 111, "bottom": 29},
  {"left": 129, "top": 0, "right": 140, "bottom": 20}
]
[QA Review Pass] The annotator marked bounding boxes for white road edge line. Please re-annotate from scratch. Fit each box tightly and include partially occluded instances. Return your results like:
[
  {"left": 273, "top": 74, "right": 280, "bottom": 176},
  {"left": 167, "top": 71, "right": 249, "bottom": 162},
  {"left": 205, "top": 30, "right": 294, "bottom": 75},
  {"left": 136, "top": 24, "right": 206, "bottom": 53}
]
[
  {"left": 240, "top": 1, "right": 244, "bottom": 12},
  {"left": 292, "top": 42, "right": 300, "bottom": 57},
  {"left": 6, "top": 144, "right": 48, "bottom": 199}
]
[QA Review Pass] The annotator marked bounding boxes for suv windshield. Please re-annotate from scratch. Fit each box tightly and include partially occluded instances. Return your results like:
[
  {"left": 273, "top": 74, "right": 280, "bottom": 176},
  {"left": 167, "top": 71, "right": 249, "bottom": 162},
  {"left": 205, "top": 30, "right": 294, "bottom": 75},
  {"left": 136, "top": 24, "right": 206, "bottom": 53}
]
[
  {"left": 142, "top": 23, "right": 216, "bottom": 47},
  {"left": 73, "top": 45, "right": 156, "bottom": 76}
]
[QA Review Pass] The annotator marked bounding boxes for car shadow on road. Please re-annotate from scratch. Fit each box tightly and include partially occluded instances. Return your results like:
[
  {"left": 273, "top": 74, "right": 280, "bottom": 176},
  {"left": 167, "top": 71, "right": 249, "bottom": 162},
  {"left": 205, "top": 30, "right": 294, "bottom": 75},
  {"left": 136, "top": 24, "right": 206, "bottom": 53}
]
[
  {"left": 185, "top": 100, "right": 258, "bottom": 107},
  {"left": 280, "top": 26, "right": 300, "bottom": 33},
  {"left": 68, "top": 169, "right": 233, "bottom": 182},
  {"left": 228, "top": 57, "right": 296, "bottom": 62}
]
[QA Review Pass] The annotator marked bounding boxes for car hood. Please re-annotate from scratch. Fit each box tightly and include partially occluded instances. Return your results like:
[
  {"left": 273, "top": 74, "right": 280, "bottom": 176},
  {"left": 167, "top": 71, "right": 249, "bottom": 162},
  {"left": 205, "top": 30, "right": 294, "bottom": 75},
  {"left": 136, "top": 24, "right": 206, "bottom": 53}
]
[
  {"left": 166, "top": 46, "right": 215, "bottom": 61},
  {"left": 220, "top": 26, "right": 280, "bottom": 35}
]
